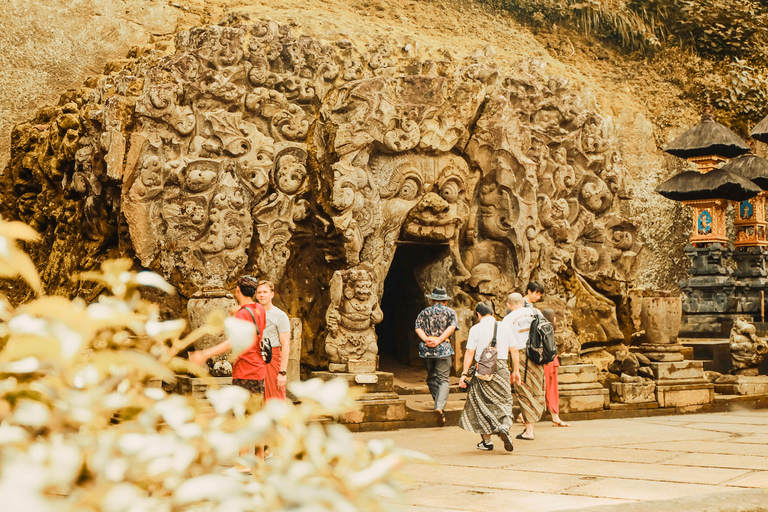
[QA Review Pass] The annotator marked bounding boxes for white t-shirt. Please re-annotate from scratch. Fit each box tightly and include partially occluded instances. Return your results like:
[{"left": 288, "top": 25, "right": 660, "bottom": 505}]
[
  {"left": 263, "top": 306, "right": 291, "bottom": 348},
  {"left": 502, "top": 307, "right": 537, "bottom": 350},
  {"left": 466, "top": 315, "right": 515, "bottom": 362}
]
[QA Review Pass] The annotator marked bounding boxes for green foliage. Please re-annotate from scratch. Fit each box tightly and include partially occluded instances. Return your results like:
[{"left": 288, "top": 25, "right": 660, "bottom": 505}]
[
  {"left": 0, "top": 218, "right": 426, "bottom": 511},
  {"left": 480, "top": 0, "right": 768, "bottom": 132}
]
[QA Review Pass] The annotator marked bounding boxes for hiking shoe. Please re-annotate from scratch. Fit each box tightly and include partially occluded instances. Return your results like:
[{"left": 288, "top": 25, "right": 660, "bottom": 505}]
[
  {"left": 496, "top": 426, "right": 514, "bottom": 452},
  {"left": 476, "top": 439, "right": 494, "bottom": 451}
]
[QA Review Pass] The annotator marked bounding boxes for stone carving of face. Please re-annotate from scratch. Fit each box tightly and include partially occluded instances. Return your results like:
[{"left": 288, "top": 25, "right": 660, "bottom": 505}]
[
  {"left": 401, "top": 154, "right": 473, "bottom": 242},
  {"left": 276, "top": 154, "right": 306, "bottom": 194}
]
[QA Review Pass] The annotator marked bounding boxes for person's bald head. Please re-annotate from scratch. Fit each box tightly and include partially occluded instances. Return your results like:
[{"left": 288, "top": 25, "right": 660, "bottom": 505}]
[{"left": 507, "top": 292, "right": 524, "bottom": 312}]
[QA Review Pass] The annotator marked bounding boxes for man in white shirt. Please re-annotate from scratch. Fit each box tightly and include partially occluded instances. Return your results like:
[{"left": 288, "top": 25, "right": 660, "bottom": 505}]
[
  {"left": 502, "top": 292, "right": 545, "bottom": 440},
  {"left": 256, "top": 280, "right": 291, "bottom": 401},
  {"left": 457, "top": 302, "right": 521, "bottom": 452}
]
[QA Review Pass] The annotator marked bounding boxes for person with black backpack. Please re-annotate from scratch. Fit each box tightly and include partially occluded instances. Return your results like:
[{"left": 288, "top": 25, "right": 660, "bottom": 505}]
[{"left": 502, "top": 292, "right": 548, "bottom": 441}]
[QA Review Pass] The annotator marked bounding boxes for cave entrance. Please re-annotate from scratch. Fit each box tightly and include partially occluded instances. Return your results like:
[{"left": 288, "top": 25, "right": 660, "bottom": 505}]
[{"left": 376, "top": 241, "right": 451, "bottom": 378}]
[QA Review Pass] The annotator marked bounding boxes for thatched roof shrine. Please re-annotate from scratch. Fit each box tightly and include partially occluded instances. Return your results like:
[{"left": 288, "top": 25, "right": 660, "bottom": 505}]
[
  {"left": 720, "top": 154, "right": 768, "bottom": 191},
  {"left": 664, "top": 113, "right": 750, "bottom": 159},
  {"left": 750, "top": 114, "right": 768, "bottom": 144},
  {"left": 655, "top": 169, "right": 762, "bottom": 202}
]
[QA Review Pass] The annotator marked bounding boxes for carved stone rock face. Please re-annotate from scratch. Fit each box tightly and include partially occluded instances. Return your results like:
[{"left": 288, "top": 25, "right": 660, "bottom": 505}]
[{"left": 3, "top": 19, "right": 647, "bottom": 368}]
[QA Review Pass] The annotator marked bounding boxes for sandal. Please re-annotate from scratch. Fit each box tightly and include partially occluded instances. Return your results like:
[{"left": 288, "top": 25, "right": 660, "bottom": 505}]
[{"left": 552, "top": 419, "right": 571, "bottom": 427}]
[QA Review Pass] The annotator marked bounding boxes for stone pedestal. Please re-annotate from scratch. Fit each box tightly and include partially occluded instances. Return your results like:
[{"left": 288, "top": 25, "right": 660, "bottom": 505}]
[
  {"left": 287, "top": 318, "right": 302, "bottom": 384},
  {"left": 310, "top": 371, "right": 407, "bottom": 429},
  {"left": 558, "top": 364, "right": 609, "bottom": 413},
  {"left": 714, "top": 374, "right": 768, "bottom": 395},
  {"left": 610, "top": 382, "right": 656, "bottom": 403},
  {"left": 631, "top": 293, "right": 686, "bottom": 364},
  {"left": 651, "top": 361, "right": 714, "bottom": 407}
]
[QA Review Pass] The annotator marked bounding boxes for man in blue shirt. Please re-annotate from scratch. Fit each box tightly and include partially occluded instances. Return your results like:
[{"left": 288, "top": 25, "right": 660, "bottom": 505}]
[{"left": 415, "top": 287, "right": 459, "bottom": 427}]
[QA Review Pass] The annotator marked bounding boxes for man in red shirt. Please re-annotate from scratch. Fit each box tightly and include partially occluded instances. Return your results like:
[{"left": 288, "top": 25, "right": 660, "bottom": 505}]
[{"left": 189, "top": 275, "right": 267, "bottom": 396}]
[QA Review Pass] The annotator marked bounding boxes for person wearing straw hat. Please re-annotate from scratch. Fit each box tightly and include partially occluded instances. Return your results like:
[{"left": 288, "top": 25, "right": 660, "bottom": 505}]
[{"left": 415, "top": 286, "right": 459, "bottom": 427}]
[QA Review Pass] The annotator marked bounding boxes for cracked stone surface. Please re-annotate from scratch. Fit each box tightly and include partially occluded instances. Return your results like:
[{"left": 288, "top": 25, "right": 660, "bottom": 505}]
[{"left": 354, "top": 410, "right": 768, "bottom": 511}]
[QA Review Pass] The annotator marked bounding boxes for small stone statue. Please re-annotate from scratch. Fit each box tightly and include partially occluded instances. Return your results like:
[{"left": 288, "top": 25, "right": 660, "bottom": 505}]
[
  {"left": 729, "top": 317, "right": 768, "bottom": 376},
  {"left": 325, "top": 264, "right": 383, "bottom": 366}
]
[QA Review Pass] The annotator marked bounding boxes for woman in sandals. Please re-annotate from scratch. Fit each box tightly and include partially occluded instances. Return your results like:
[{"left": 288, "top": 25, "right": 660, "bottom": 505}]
[{"left": 458, "top": 301, "right": 522, "bottom": 452}]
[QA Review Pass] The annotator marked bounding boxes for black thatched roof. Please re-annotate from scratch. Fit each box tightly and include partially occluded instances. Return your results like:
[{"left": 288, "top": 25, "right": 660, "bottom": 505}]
[
  {"left": 750, "top": 114, "right": 768, "bottom": 144},
  {"left": 720, "top": 154, "right": 768, "bottom": 190},
  {"left": 664, "top": 114, "right": 749, "bottom": 159},
  {"left": 655, "top": 168, "right": 762, "bottom": 202}
]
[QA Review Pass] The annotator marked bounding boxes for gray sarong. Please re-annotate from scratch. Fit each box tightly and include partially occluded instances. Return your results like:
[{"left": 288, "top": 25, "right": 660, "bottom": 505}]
[{"left": 458, "top": 359, "right": 514, "bottom": 435}]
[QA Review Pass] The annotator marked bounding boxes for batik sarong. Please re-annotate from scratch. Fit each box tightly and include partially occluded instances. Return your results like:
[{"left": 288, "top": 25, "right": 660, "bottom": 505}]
[
  {"left": 514, "top": 351, "right": 545, "bottom": 423},
  {"left": 459, "top": 360, "right": 514, "bottom": 435}
]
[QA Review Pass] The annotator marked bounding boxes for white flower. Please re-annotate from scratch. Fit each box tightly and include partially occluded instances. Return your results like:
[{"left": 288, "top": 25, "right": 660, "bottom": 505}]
[
  {"left": 172, "top": 474, "right": 244, "bottom": 505},
  {"left": 206, "top": 386, "right": 249, "bottom": 417},
  {"left": 134, "top": 272, "right": 176, "bottom": 295},
  {"left": 12, "top": 400, "right": 50, "bottom": 428},
  {"left": 224, "top": 317, "right": 256, "bottom": 358}
]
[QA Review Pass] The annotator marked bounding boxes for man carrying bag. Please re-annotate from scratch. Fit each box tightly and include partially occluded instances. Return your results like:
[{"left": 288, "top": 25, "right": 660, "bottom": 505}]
[{"left": 458, "top": 302, "right": 522, "bottom": 452}]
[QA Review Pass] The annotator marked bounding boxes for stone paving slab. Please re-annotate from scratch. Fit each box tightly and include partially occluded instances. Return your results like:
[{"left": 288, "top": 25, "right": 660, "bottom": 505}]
[
  {"left": 510, "top": 457, "right": 749, "bottom": 485},
  {"left": 628, "top": 440, "right": 768, "bottom": 458},
  {"left": 354, "top": 410, "right": 768, "bottom": 511},
  {"left": 564, "top": 477, "right": 725, "bottom": 501},
  {"left": 389, "top": 482, "right": 628, "bottom": 512},
  {"left": 662, "top": 452, "right": 768, "bottom": 471},
  {"left": 724, "top": 471, "right": 768, "bottom": 488},
  {"left": 529, "top": 446, "right": 679, "bottom": 464}
]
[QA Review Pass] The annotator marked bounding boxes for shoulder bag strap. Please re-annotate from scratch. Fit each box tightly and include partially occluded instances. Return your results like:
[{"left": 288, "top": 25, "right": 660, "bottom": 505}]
[
  {"left": 490, "top": 321, "right": 498, "bottom": 348},
  {"left": 239, "top": 306, "right": 262, "bottom": 337}
]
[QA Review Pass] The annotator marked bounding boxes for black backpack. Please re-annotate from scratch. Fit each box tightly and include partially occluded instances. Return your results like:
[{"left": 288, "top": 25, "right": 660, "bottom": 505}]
[{"left": 526, "top": 311, "right": 557, "bottom": 366}]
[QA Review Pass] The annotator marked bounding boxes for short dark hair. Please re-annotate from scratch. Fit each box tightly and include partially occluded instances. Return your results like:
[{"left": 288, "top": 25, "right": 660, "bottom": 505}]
[
  {"left": 526, "top": 281, "right": 544, "bottom": 294},
  {"left": 475, "top": 301, "right": 494, "bottom": 317},
  {"left": 237, "top": 275, "right": 259, "bottom": 297}
]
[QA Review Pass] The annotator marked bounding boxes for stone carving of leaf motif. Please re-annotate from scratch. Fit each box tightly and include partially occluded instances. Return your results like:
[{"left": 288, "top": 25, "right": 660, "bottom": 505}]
[
  {"left": 169, "top": 53, "right": 200, "bottom": 82},
  {"left": 251, "top": 20, "right": 280, "bottom": 40},
  {"left": 279, "top": 76, "right": 315, "bottom": 103},
  {"left": 247, "top": 56, "right": 270, "bottom": 87},
  {"left": 135, "top": 84, "right": 179, "bottom": 118},
  {"left": 245, "top": 88, "right": 290, "bottom": 118},
  {"left": 168, "top": 106, "right": 196, "bottom": 136},
  {"left": 382, "top": 117, "right": 420, "bottom": 152},
  {"left": 204, "top": 111, "right": 251, "bottom": 157},
  {"left": 133, "top": 154, "right": 165, "bottom": 201},
  {"left": 182, "top": 159, "right": 220, "bottom": 194},
  {"left": 271, "top": 105, "right": 310, "bottom": 142},
  {"left": 204, "top": 67, "right": 246, "bottom": 102}
]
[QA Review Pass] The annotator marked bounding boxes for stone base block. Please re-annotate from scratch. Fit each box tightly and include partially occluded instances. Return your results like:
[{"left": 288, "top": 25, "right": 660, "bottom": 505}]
[
  {"left": 557, "top": 364, "right": 598, "bottom": 384},
  {"left": 312, "top": 370, "right": 407, "bottom": 425},
  {"left": 339, "top": 393, "right": 408, "bottom": 424},
  {"left": 328, "top": 363, "right": 347, "bottom": 373},
  {"left": 714, "top": 375, "right": 768, "bottom": 395},
  {"left": 311, "top": 371, "right": 395, "bottom": 393},
  {"left": 559, "top": 387, "right": 610, "bottom": 413},
  {"left": 611, "top": 382, "right": 656, "bottom": 403},
  {"left": 176, "top": 376, "right": 232, "bottom": 397},
  {"left": 650, "top": 360, "right": 706, "bottom": 381},
  {"left": 347, "top": 358, "right": 376, "bottom": 373},
  {"left": 656, "top": 382, "right": 714, "bottom": 408}
]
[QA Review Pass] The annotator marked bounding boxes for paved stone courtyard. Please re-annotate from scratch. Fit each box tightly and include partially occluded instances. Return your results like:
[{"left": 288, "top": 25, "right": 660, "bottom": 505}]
[{"left": 354, "top": 410, "right": 768, "bottom": 511}]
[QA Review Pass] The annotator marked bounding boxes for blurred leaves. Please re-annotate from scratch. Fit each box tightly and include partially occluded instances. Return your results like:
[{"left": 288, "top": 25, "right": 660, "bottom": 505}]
[{"left": 0, "top": 218, "right": 424, "bottom": 511}]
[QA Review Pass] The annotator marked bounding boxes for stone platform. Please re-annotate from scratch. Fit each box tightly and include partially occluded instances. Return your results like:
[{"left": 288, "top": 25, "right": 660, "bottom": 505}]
[
  {"left": 311, "top": 371, "right": 408, "bottom": 432},
  {"left": 650, "top": 360, "right": 714, "bottom": 408}
]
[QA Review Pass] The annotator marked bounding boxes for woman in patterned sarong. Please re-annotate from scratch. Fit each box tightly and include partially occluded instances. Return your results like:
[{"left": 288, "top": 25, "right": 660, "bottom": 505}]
[
  {"left": 503, "top": 292, "right": 545, "bottom": 440},
  {"left": 458, "top": 302, "right": 521, "bottom": 452},
  {"left": 515, "top": 351, "right": 546, "bottom": 437}
]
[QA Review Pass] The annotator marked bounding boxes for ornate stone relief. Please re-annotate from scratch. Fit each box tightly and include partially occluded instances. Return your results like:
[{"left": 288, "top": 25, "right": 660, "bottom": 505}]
[
  {"left": 325, "top": 264, "right": 383, "bottom": 364},
  {"left": 2, "top": 19, "right": 646, "bottom": 368}
]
